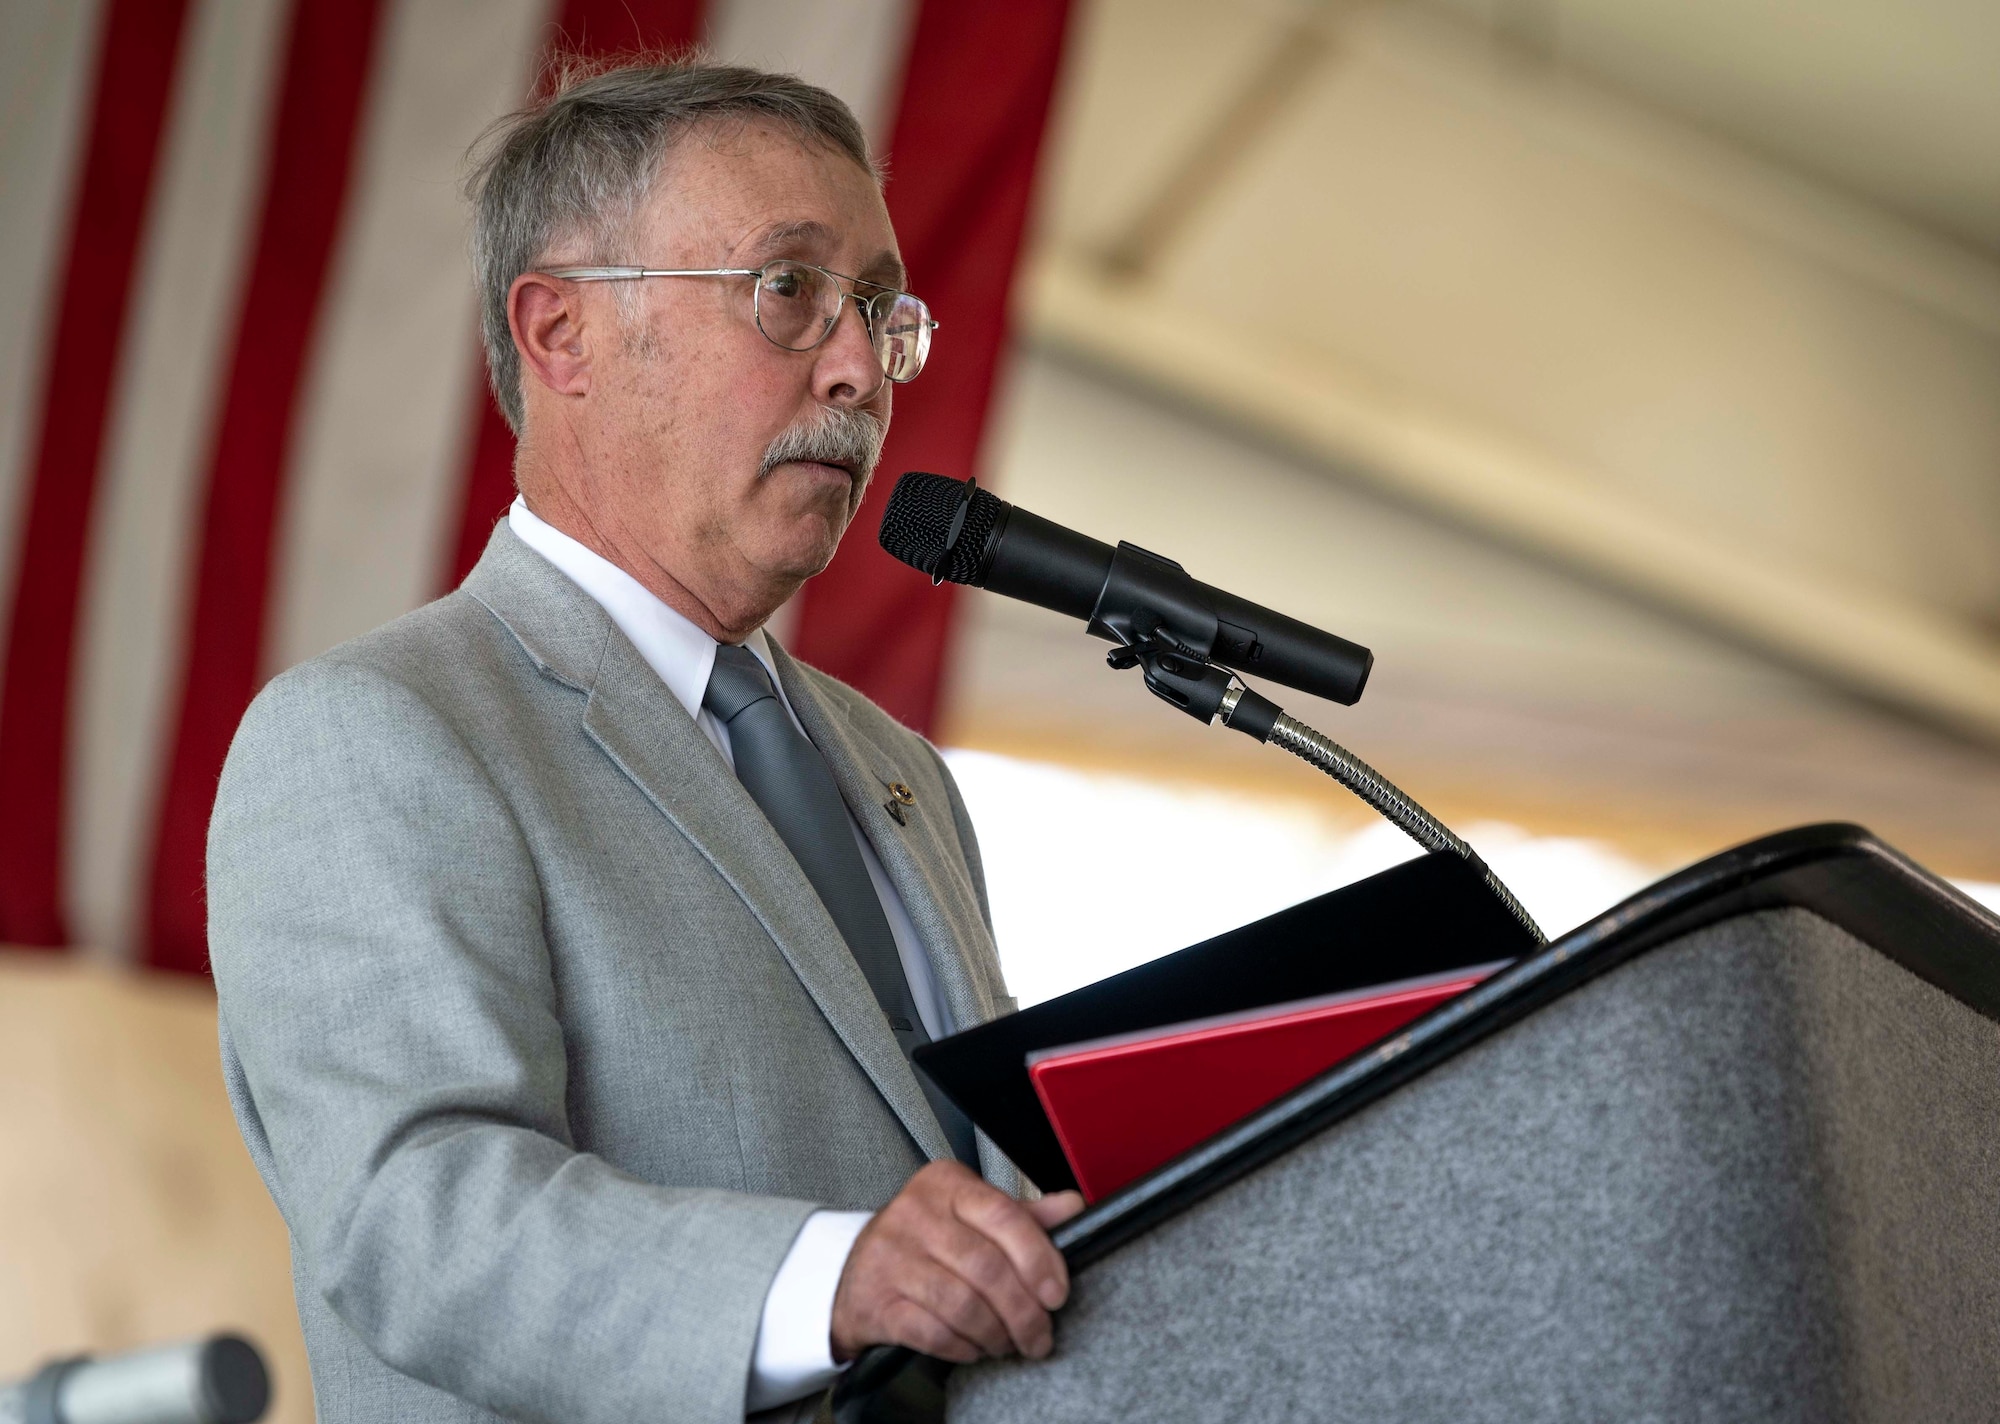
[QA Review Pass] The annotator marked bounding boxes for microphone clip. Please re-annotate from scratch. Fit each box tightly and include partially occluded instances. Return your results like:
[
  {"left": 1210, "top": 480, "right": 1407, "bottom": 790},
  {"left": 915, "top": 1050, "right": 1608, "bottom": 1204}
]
[
  {"left": 1087, "top": 543, "right": 1219, "bottom": 657},
  {"left": 1105, "top": 618, "right": 1279, "bottom": 741}
]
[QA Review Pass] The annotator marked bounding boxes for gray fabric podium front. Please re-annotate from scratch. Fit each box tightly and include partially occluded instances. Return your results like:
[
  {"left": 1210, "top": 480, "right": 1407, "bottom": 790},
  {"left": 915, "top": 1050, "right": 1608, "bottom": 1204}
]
[{"left": 837, "top": 824, "right": 2000, "bottom": 1423}]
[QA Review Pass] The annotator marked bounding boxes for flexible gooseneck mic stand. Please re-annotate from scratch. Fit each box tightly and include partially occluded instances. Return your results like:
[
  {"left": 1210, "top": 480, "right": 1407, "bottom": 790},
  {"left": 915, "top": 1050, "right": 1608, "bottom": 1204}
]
[
  {"left": 1104, "top": 616, "right": 1547, "bottom": 946},
  {"left": 911, "top": 466, "right": 1545, "bottom": 945}
]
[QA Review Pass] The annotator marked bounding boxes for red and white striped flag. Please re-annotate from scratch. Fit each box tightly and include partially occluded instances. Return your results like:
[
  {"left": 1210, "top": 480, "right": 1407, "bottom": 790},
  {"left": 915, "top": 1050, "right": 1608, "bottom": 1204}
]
[{"left": 0, "top": 0, "right": 1073, "bottom": 972}]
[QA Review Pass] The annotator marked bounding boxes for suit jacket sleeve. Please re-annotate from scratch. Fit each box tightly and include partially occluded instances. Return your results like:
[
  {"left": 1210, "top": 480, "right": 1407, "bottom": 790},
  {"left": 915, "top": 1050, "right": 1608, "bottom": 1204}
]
[{"left": 207, "top": 658, "right": 815, "bottom": 1424}]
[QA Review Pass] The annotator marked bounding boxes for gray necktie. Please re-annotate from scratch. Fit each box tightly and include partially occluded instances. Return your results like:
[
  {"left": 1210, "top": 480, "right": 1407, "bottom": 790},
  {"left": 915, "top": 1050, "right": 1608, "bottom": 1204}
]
[{"left": 704, "top": 643, "right": 978, "bottom": 1167}]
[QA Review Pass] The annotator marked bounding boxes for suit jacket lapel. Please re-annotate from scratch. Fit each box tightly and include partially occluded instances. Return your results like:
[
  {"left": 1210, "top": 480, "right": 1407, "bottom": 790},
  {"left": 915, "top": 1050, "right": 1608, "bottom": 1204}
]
[
  {"left": 767, "top": 642, "right": 1003, "bottom": 1039},
  {"left": 464, "top": 526, "right": 953, "bottom": 1162},
  {"left": 771, "top": 645, "right": 1037, "bottom": 1195},
  {"left": 771, "top": 646, "right": 1030, "bottom": 1195}
]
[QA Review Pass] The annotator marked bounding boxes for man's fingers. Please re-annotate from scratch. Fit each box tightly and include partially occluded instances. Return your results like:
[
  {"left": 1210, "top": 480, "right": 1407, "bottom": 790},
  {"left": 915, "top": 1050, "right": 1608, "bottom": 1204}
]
[
  {"left": 831, "top": 1164, "right": 1076, "bottom": 1363},
  {"left": 882, "top": 1298, "right": 983, "bottom": 1364},
  {"left": 930, "top": 1221, "right": 1056, "bottom": 1358},
  {"left": 1027, "top": 1190, "right": 1085, "bottom": 1230},
  {"left": 911, "top": 1259, "right": 1014, "bottom": 1357},
  {"left": 955, "top": 1187, "right": 1071, "bottom": 1312}
]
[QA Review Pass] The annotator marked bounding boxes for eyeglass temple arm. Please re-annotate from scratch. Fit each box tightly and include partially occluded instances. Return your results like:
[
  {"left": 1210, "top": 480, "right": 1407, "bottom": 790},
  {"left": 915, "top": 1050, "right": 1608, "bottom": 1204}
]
[{"left": 543, "top": 267, "right": 763, "bottom": 281}]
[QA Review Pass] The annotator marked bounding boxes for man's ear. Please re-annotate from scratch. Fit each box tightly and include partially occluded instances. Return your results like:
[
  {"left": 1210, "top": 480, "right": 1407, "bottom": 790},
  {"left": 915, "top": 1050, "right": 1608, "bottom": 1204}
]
[{"left": 509, "top": 272, "right": 592, "bottom": 400}]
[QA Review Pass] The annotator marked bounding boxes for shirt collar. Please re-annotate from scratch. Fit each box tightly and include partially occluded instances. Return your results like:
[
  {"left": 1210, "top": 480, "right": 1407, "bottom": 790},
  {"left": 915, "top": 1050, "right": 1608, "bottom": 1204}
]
[{"left": 507, "top": 496, "right": 777, "bottom": 721}]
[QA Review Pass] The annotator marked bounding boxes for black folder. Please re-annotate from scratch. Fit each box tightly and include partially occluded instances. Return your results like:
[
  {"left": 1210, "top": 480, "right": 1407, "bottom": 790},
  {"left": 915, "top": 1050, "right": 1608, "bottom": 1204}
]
[{"left": 914, "top": 850, "right": 1542, "bottom": 1193}]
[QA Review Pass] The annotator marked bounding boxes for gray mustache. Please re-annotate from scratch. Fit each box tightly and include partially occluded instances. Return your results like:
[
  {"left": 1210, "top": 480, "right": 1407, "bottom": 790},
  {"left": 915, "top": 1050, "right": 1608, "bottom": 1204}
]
[{"left": 759, "top": 406, "right": 887, "bottom": 482}]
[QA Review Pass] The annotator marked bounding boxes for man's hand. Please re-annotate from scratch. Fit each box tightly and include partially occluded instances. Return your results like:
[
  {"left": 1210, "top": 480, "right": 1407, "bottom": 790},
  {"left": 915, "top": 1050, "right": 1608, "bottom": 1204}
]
[{"left": 830, "top": 1161, "right": 1086, "bottom": 1364}]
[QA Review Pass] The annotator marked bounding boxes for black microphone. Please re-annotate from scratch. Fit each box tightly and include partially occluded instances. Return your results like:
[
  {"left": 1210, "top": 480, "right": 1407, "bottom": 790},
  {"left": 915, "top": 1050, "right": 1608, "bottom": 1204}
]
[{"left": 878, "top": 471, "right": 1372, "bottom": 706}]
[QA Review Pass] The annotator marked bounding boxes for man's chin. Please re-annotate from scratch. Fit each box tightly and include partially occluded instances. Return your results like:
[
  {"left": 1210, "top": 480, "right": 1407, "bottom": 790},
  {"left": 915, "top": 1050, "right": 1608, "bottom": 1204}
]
[{"left": 762, "top": 516, "right": 852, "bottom": 585}]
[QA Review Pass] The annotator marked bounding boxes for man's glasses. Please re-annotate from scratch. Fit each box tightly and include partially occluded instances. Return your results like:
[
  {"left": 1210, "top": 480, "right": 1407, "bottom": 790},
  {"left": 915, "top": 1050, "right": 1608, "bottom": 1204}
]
[{"left": 544, "top": 260, "right": 937, "bottom": 384}]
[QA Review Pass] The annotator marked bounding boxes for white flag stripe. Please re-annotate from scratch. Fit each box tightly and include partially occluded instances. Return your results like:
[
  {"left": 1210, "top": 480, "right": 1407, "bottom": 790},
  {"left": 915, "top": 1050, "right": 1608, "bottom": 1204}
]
[
  {"left": 705, "top": 0, "right": 916, "bottom": 155},
  {"left": 67, "top": 0, "right": 293, "bottom": 960},
  {"left": 0, "top": 0, "right": 106, "bottom": 675},
  {"left": 267, "top": 0, "right": 550, "bottom": 678}
]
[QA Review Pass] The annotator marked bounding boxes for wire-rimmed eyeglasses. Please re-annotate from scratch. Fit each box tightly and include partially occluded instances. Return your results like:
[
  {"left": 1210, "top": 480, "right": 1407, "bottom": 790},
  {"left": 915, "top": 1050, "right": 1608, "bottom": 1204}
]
[{"left": 544, "top": 260, "right": 938, "bottom": 384}]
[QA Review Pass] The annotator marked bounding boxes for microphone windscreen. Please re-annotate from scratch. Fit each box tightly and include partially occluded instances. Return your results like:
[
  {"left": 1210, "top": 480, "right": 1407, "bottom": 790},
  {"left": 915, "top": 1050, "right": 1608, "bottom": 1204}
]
[{"left": 877, "top": 471, "right": 1004, "bottom": 585}]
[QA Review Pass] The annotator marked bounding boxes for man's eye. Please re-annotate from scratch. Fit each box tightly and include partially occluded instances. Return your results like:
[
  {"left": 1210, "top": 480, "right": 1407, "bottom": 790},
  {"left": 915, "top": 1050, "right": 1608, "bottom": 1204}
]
[{"left": 764, "top": 270, "right": 806, "bottom": 300}]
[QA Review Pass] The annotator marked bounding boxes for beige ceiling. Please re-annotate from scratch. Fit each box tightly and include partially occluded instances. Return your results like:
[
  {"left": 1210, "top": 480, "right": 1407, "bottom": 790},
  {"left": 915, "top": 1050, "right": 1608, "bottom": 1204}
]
[
  {"left": 1019, "top": 0, "right": 2000, "bottom": 746},
  {"left": 1420, "top": 0, "right": 2000, "bottom": 255}
]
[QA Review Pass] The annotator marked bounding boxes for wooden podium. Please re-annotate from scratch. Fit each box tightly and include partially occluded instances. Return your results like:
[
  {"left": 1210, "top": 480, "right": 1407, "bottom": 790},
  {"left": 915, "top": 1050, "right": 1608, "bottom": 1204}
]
[{"left": 837, "top": 824, "right": 2000, "bottom": 1423}]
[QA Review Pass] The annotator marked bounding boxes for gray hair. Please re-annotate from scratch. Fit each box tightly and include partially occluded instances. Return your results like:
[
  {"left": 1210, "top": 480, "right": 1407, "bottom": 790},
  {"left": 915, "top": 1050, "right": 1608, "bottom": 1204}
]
[{"left": 466, "top": 55, "right": 877, "bottom": 433}]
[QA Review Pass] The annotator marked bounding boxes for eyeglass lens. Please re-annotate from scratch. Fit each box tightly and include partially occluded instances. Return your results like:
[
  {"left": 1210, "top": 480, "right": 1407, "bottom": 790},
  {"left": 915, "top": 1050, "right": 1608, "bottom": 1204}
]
[
  {"left": 869, "top": 291, "right": 931, "bottom": 384},
  {"left": 753, "top": 261, "right": 931, "bottom": 382}
]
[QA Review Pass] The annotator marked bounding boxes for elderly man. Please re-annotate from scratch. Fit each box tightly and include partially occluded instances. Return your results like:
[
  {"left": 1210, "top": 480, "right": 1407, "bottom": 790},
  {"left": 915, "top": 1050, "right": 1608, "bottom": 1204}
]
[{"left": 208, "top": 60, "right": 1080, "bottom": 1424}]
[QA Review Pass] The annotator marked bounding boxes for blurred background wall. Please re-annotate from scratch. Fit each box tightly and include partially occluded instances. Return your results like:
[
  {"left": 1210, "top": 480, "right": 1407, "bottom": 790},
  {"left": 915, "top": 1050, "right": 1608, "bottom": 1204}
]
[{"left": 3, "top": 0, "right": 1999, "bottom": 1417}]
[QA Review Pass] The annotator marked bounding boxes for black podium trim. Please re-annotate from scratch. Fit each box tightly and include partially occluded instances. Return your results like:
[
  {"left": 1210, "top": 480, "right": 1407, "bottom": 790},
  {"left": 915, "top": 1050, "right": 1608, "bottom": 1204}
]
[
  {"left": 835, "top": 823, "right": 2000, "bottom": 1423},
  {"left": 1053, "top": 821, "right": 2000, "bottom": 1269}
]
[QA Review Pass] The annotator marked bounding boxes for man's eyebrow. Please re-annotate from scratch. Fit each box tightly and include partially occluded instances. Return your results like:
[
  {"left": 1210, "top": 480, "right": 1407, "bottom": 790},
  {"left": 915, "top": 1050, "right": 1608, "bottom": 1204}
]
[
  {"left": 748, "top": 221, "right": 908, "bottom": 288},
  {"left": 860, "top": 251, "right": 908, "bottom": 288},
  {"left": 750, "top": 220, "right": 837, "bottom": 256}
]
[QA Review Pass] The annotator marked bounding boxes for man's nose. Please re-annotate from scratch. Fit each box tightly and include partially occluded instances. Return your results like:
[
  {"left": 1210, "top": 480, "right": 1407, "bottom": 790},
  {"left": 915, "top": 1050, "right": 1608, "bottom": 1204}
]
[{"left": 812, "top": 295, "right": 887, "bottom": 407}]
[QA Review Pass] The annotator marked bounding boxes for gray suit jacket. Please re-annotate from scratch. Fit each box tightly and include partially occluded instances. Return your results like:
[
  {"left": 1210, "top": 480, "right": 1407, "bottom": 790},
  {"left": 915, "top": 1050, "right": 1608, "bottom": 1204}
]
[{"left": 208, "top": 525, "right": 1021, "bottom": 1424}]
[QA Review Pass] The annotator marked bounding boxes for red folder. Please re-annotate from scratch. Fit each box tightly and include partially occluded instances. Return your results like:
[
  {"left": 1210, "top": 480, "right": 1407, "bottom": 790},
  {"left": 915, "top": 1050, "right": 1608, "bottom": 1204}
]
[{"left": 1027, "top": 964, "right": 1504, "bottom": 1201}]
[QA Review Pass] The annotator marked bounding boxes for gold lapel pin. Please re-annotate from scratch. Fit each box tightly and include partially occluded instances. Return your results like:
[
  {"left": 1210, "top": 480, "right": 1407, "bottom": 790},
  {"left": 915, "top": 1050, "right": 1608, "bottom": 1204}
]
[{"left": 884, "top": 780, "right": 916, "bottom": 825}]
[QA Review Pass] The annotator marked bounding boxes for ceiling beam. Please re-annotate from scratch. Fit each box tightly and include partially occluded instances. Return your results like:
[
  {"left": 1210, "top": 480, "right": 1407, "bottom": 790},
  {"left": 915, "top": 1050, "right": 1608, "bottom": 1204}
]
[
  {"left": 1024, "top": 253, "right": 2000, "bottom": 746},
  {"left": 1098, "top": 1, "right": 1357, "bottom": 282}
]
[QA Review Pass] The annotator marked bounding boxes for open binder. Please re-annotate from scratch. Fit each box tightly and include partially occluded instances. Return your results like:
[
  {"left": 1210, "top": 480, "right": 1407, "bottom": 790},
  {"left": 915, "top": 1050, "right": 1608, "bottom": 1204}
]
[
  {"left": 912, "top": 849, "right": 1541, "bottom": 1194},
  {"left": 1026, "top": 961, "right": 1504, "bottom": 1201}
]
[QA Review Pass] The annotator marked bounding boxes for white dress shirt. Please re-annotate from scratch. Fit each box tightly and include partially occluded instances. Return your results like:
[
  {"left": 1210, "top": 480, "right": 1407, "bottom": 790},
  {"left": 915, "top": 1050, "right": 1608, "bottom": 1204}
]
[{"left": 509, "top": 498, "right": 950, "bottom": 1411}]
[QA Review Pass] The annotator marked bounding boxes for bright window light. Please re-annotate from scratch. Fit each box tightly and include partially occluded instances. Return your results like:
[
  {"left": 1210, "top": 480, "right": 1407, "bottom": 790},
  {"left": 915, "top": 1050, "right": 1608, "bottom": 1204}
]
[{"left": 942, "top": 749, "right": 2000, "bottom": 1008}]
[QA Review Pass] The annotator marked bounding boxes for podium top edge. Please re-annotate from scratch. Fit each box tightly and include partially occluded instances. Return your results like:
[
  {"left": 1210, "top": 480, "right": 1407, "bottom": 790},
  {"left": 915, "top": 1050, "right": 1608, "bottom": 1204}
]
[
  {"left": 833, "top": 825, "right": 2000, "bottom": 1421},
  {"left": 1052, "top": 822, "right": 2000, "bottom": 1271}
]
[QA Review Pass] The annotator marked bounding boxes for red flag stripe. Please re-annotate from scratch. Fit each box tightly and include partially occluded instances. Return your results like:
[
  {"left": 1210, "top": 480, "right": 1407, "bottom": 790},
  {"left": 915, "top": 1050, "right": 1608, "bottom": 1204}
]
[
  {"left": 790, "top": 0, "right": 1075, "bottom": 734},
  {"left": 0, "top": 0, "right": 196, "bottom": 949},
  {"left": 143, "top": 0, "right": 390, "bottom": 972},
  {"left": 443, "top": 0, "right": 709, "bottom": 591},
  {"left": 65, "top": 0, "right": 299, "bottom": 962}
]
